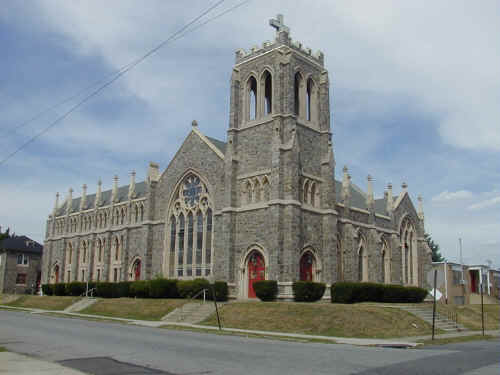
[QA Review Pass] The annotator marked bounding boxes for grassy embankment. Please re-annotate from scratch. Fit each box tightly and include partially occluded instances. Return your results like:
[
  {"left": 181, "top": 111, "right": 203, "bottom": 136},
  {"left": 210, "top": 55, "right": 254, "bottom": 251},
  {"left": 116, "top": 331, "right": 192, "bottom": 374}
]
[
  {"left": 5, "top": 295, "right": 81, "bottom": 311},
  {"left": 201, "top": 302, "right": 436, "bottom": 338},
  {"left": 79, "top": 298, "right": 188, "bottom": 321},
  {"left": 437, "top": 304, "right": 500, "bottom": 331}
]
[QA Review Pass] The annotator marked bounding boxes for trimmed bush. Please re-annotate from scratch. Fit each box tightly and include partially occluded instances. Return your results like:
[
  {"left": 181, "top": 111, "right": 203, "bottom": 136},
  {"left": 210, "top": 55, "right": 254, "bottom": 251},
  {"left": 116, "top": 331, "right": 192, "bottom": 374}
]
[
  {"left": 331, "top": 282, "right": 428, "bottom": 304},
  {"left": 253, "top": 280, "right": 278, "bottom": 301},
  {"left": 177, "top": 278, "right": 210, "bottom": 299},
  {"left": 94, "top": 282, "right": 115, "bottom": 298},
  {"left": 208, "top": 281, "right": 229, "bottom": 302},
  {"left": 54, "top": 283, "right": 67, "bottom": 296},
  {"left": 292, "top": 281, "right": 326, "bottom": 302},
  {"left": 65, "top": 282, "right": 86, "bottom": 296},
  {"left": 41, "top": 284, "right": 54, "bottom": 296},
  {"left": 149, "top": 278, "right": 178, "bottom": 298},
  {"left": 130, "top": 280, "right": 150, "bottom": 298}
]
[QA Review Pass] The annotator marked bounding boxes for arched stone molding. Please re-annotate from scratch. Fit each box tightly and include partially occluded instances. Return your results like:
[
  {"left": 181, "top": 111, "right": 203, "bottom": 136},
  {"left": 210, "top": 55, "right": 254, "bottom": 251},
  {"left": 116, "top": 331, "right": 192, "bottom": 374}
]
[
  {"left": 128, "top": 255, "right": 142, "bottom": 281},
  {"left": 93, "top": 237, "right": 105, "bottom": 282},
  {"left": 238, "top": 244, "right": 269, "bottom": 299},
  {"left": 357, "top": 231, "right": 368, "bottom": 282},
  {"left": 380, "top": 236, "right": 391, "bottom": 284},
  {"left": 163, "top": 170, "right": 214, "bottom": 279},
  {"left": 259, "top": 67, "right": 274, "bottom": 116},
  {"left": 301, "top": 177, "right": 320, "bottom": 207},
  {"left": 299, "top": 246, "right": 322, "bottom": 282},
  {"left": 294, "top": 70, "right": 305, "bottom": 119},
  {"left": 400, "top": 215, "right": 418, "bottom": 286},
  {"left": 244, "top": 73, "right": 259, "bottom": 122},
  {"left": 49, "top": 262, "right": 60, "bottom": 284}
]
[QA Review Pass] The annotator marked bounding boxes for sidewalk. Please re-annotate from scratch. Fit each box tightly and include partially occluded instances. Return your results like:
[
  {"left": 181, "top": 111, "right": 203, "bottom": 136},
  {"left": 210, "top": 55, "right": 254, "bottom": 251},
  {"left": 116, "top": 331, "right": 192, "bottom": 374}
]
[
  {"left": 2, "top": 304, "right": 499, "bottom": 348},
  {"left": 0, "top": 352, "right": 87, "bottom": 375}
]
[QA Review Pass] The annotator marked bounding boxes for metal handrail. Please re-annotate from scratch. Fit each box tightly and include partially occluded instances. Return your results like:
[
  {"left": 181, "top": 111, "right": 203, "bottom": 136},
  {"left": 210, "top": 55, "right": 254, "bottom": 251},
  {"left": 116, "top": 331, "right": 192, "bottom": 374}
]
[{"left": 190, "top": 288, "right": 209, "bottom": 303}]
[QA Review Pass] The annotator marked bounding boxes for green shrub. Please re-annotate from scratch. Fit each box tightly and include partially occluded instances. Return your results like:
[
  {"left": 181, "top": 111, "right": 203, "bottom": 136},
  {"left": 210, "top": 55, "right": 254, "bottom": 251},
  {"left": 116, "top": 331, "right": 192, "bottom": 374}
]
[
  {"left": 41, "top": 284, "right": 54, "bottom": 296},
  {"left": 253, "top": 280, "right": 278, "bottom": 301},
  {"left": 115, "top": 281, "right": 131, "bottom": 298},
  {"left": 208, "top": 281, "right": 229, "bottom": 302},
  {"left": 65, "top": 282, "right": 86, "bottom": 296},
  {"left": 130, "top": 280, "right": 150, "bottom": 298},
  {"left": 331, "top": 282, "right": 428, "bottom": 304},
  {"left": 177, "top": 278, "right": 210, "bottom": 299},
  {"left": 292, "top": 281, "right": 326, "bottom": 302},
  {"left": 149, "top": 278, "right": 178, "bottom": 298},
  {"left": 54, "top": 283, "right": 67, "bottom": 296},
  {"left": 94, "top": 282, "right": 115, "bottom": 298}
]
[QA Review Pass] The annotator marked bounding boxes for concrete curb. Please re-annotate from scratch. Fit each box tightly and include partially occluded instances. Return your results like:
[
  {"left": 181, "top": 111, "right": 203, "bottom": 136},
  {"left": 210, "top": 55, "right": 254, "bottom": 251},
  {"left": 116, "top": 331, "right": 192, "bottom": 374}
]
[{"left": 0, "top": 352, "right": 87, "bottom": 375}]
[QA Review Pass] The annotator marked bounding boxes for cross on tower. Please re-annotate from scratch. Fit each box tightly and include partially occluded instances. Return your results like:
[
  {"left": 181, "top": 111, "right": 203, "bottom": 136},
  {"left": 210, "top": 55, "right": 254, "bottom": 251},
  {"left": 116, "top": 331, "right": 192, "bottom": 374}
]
[{"left": 269, "top": 14, "right": 289, "bottom": 34}]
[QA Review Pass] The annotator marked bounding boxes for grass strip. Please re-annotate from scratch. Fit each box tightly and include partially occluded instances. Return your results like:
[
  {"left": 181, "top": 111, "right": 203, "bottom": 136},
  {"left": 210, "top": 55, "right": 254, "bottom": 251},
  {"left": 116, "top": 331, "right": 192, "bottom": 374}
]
[
  {"left": 417, "top": 334, "right": 496, "bottom": 347},
  {"left": 6, "top": 295, "right": 81, "bottom": 311}
]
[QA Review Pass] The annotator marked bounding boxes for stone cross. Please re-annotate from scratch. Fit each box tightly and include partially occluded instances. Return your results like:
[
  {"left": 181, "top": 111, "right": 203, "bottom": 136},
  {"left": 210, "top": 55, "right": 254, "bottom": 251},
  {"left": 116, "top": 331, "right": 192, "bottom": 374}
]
[{"left": 269, "top": 14, "right": 289, "bottom": 34}]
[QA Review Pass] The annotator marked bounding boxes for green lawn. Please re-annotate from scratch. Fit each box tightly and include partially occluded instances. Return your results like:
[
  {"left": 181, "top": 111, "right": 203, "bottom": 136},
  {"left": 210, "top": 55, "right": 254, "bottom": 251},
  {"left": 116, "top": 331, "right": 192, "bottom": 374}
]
[
  {"left": 201, "top": 302, "right": 435, "bottom": 338},
  {"left": 436, "top": 304, "right": 500, "bottom": 331},
  {"left": 6, "top": 296, "right": 81, "bottom": 311},
  {"left": 79, "top": 298, "right": 188, "bottom": 321}
]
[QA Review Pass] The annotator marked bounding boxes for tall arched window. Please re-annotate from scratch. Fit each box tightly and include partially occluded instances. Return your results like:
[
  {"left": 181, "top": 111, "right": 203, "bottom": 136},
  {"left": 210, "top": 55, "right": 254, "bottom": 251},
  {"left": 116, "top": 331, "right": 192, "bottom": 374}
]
[
  {"left": 263, "top": 70, "right": 272, "bottom": 115},
  {"left": 82, "top": 242, "right": 87, "bottom": 263},
  {"left": 306, "top": 78, "right": 315, "bottom": 121},
  {"left": 177, "top": 213, "right": 185, "bottom": 276},
  {"left": 170, "top": 216, "right": 176, "bottom": 254},
  {"left": 186, "top": 212, "right": 193, "bottom": 276},
  {"left": 168, "top": 173, "right": 214, "bottom": 279},
  {"left": 114, "top": 237, "right": 120, "bottom": 261},
  {"left": 196, "top": 210, "right": 203, "bottom": 274},
  {"left": 248, "top": 76, "right": 257, "bottom": 120},
  {"left": 294, "top": 72, "right": 302, "bottom": 117}
]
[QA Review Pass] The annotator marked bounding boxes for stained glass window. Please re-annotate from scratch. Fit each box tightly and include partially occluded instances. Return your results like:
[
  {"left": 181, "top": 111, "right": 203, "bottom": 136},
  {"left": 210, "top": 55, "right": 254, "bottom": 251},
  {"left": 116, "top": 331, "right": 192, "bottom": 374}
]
[
  {"left": 187, "top": 213, "right": 193, "bottom": 265},
  {"left": 183, "top": 175, "right": 202, "bottom": 207},
  {"left": 178, "top": 214, "right": 184, "bottom": 266}
]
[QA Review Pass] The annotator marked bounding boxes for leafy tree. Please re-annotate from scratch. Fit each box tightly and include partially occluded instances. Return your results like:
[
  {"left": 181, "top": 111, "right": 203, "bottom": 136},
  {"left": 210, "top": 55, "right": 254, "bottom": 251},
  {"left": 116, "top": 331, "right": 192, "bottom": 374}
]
[
  {"left": 424, "top": 233, "right": 444, "bottom": 262},
  {"left": 0, "top": 227, "right": 10, "bottom": 241}
]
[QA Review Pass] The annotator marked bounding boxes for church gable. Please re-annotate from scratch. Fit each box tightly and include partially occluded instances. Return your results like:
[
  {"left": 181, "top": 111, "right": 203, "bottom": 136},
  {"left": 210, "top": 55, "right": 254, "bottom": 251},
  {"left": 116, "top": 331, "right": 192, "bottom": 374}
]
[{"left": 154, "top": 129, "right": 225, "bottom": 221}]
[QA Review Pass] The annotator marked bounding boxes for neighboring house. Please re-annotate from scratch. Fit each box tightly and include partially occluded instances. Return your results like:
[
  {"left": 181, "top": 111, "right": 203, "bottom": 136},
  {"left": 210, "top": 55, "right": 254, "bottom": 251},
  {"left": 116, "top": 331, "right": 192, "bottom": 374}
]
[
  {"left": 431, "top": 262, "right": 500, "bottom": 305},
  {"left": 0, "top": 235, "right": 43, "bottom": 294},
  {"left": 42, "top": 15, "right": 432, "bottom": 299}
]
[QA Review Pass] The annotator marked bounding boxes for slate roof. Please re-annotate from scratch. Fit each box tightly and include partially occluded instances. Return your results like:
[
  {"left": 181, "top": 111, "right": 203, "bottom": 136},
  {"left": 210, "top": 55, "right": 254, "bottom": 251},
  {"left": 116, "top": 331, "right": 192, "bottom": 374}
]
[
  {"left": 334, "top": 179, "right": 395, "bottom": 216},
  {"left": 205, "top": 136, "right": 227, "bottom": 154},
  {"left": 55, "top": 181, "right": 147, "bottom": 217},
  {"left": 0, "top": 235, "right": 43, "bottom": 254}
]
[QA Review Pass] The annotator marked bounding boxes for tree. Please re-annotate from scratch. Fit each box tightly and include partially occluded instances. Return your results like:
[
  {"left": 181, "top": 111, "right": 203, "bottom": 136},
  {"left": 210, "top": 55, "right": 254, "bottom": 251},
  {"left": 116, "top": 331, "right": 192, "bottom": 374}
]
[
  {"left": 424, "top": 233, "right": 444, "bottom": 262},
  {"left": 0, "top": 227, "right": 10, "bottom": 241}
]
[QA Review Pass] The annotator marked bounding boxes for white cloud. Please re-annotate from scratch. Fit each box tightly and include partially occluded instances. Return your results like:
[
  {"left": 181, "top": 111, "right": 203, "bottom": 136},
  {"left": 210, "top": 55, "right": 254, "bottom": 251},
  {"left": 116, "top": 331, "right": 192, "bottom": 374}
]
[
  {"left": 468, "top": 196, "right": 500, "bottom": 210},
  {"left": 432, "top": 190, "right": 474, "bottom": 202}
]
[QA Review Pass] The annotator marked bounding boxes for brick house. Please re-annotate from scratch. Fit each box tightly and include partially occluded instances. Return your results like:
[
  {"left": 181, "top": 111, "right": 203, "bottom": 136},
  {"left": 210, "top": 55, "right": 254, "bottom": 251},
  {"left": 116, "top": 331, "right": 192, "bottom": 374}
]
[{"left": 0, "top": 235, "right": 43, "bottom": 294}]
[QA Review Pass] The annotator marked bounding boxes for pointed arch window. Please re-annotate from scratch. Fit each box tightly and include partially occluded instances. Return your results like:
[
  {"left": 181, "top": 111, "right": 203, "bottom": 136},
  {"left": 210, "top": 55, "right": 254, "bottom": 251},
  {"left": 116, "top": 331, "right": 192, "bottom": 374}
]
[
  {"left": 263, "top": 71, "right": 272, "bottom": 115},
  {"left": 168, "top": 173, "right": 214, "bottom": 279},
  {"left": 248, "top": 76, "right": 257, "bottom": 121},
  {"left": 294, "top": 72, "right": 302, "bottom": 117},
  {"left": 306, "top": 78, "right": 315, "bottom": 121}
]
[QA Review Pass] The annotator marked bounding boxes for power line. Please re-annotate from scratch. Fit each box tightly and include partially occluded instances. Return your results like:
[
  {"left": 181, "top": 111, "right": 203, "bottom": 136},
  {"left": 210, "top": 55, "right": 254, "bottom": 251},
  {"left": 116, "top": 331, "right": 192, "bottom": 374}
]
[{"left": 1, "top": 0, "right": 250, "bottom": 166}]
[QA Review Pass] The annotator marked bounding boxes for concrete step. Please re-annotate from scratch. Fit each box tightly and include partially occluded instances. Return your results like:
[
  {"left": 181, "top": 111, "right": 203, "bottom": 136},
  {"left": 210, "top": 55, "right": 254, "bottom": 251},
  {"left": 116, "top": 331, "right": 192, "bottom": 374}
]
[
  {"left": 162, "top": 302, "right": 216, "bottom": 324},
  {"left": 64, "top": 297, "right": 98, "bottom": 313}
]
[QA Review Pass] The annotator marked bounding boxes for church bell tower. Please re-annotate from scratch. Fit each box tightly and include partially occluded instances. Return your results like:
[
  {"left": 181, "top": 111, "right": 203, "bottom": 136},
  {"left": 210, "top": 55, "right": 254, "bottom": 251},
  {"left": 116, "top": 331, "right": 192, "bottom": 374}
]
[{"left": 215, "top": 15, "right": 338, "bottom": 296}]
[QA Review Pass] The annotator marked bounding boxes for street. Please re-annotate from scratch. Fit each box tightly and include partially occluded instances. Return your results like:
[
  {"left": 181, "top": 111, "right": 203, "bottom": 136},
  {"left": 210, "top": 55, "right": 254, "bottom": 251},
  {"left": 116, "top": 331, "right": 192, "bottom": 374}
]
[{"left": 1, "top": 310, "right": 498, "bottom": 374}]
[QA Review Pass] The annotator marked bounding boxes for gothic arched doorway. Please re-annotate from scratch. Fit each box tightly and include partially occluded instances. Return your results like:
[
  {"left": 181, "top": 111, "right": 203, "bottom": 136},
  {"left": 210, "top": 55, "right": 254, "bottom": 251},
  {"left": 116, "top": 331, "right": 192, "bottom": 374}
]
[
  {"left": 132, "top": 259, "right": 141, "bottom": 281},
  {"left": 300, "top": 251, "right": 314, "bottom": 281},
  {"left": 247, "top": 251, "right": 265, "bottom": 298},
  {"left": 54, "top": 265, "right": 59, "bottom": 284}
]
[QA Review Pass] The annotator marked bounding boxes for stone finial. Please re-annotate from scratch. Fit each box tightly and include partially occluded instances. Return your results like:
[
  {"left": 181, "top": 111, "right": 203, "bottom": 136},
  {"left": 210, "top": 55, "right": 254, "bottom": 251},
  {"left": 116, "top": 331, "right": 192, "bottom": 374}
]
[
  {"left": 66, "top": 187, "right": 73, "bottom": 214},
  {"left": 366, "top": 175, "right": 374, "bottom": 208},
  {"left": 191, "top": 120, "right": 198, "bottom": 128},
  {"left": 147, "top": 162, "right": 160, "bottom": 184},
  {"left": 128, "top": 170, "right": 136, "bottom": 200},
  {"left": 341, "top": 166, "right": 350, "bottom": 201},
  {"left": 80, "top": 184, "right": 87, "bottom": 211},
  {"left": 386, "top": 183, "right": 394, "bottom": 213},
  {"left": 112, "top": 175, "right": 119, "bottom": 203},
  {"left": 53, "top": 192, "right": 60, "bottom": 215},
  {"left": 417, "top": 195, "right": 424, "bottom": 221},
  {"left": 402, "top": 182, "right": 408, "bottom": 191},
  {"left": 95, "top": 178, "right": 102, "bottom": 208}
]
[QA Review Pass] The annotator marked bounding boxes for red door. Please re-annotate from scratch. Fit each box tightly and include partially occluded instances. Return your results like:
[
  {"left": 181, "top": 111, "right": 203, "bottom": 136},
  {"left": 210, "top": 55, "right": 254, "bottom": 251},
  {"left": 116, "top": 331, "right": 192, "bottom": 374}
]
[
  {"left": 248, "top": 252, "right": 265, "bottom": 298},
  {"left": 134, "top": 260, "right": 141, "bottom": 281},
  {"left": 54, "top": 265, "right": 59, "bottom": 283},
  {"left": 300, "top": 252, "right": 313, "bottom": 281}
]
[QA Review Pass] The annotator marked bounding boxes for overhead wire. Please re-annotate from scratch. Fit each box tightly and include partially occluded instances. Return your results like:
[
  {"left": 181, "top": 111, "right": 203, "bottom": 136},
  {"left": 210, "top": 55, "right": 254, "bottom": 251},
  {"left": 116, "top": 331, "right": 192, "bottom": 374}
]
[{"left": 1, "top": 0, "right": 250, "bottom": 166}]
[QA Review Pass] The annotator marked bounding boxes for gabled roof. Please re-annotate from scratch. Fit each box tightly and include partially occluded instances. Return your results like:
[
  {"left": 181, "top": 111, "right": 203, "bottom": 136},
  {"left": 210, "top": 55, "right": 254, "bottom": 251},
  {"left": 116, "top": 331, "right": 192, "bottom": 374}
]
[
  {"left": 334, "top": 179, "right": 395, "bottom": 216},
  {"left": 55, "top": 181, "right": 147, "bottom": 216},
  {"left": 0, "top": 235, "right": 43, "bottom": 254},
  {"left": 205, "top": 136, "right": 227, "bottom": 154}
]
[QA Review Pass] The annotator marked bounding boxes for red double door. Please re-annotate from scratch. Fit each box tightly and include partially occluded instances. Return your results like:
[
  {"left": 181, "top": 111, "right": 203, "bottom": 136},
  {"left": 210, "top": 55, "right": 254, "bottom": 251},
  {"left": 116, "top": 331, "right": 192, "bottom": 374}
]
[
  {"left": 300, "top": 252, "right": 313, "bottom": 281},
  {"left": 248, "top": 252, "right": 265, "bottom": 298}
]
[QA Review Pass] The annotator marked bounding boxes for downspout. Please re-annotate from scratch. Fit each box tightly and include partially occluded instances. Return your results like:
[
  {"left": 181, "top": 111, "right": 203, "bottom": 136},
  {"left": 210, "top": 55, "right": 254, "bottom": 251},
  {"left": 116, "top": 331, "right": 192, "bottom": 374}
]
[{"left": 444, "top": 261, "right": 448, "bottom": 304}]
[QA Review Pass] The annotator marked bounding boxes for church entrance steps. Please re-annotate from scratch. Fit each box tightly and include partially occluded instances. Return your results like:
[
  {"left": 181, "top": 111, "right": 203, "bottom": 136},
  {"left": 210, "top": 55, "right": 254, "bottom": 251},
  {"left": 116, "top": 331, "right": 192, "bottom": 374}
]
[
  {"left": 162, "top": 301, "right": 216, "bottom": 324},
  {"left": 394, "top": 305, "right": 468, "bottom": 332},
  {"left": 64, "top": 297, "right": 98, "bottom": 313}
]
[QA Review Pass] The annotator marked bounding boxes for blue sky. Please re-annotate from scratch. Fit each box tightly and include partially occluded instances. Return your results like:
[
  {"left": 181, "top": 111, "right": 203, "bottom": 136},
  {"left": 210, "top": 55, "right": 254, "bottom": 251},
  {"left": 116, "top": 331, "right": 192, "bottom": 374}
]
[{"left": 1, "top": 1, "right": 499, "bottom": 267}]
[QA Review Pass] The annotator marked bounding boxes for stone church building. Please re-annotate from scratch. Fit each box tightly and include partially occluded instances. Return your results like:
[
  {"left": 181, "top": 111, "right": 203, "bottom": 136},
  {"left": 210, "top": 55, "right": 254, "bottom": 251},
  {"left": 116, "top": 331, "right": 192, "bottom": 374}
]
[{"left": 42, "top": 16, "right": 432, "bottom": 298}]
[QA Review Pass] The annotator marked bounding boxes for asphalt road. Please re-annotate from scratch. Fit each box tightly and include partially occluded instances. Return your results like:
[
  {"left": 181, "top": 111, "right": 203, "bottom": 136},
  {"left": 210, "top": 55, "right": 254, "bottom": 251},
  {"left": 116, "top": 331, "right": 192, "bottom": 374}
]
[{"left": 0, "top": 310, "right": 498, "bottom": 374}]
